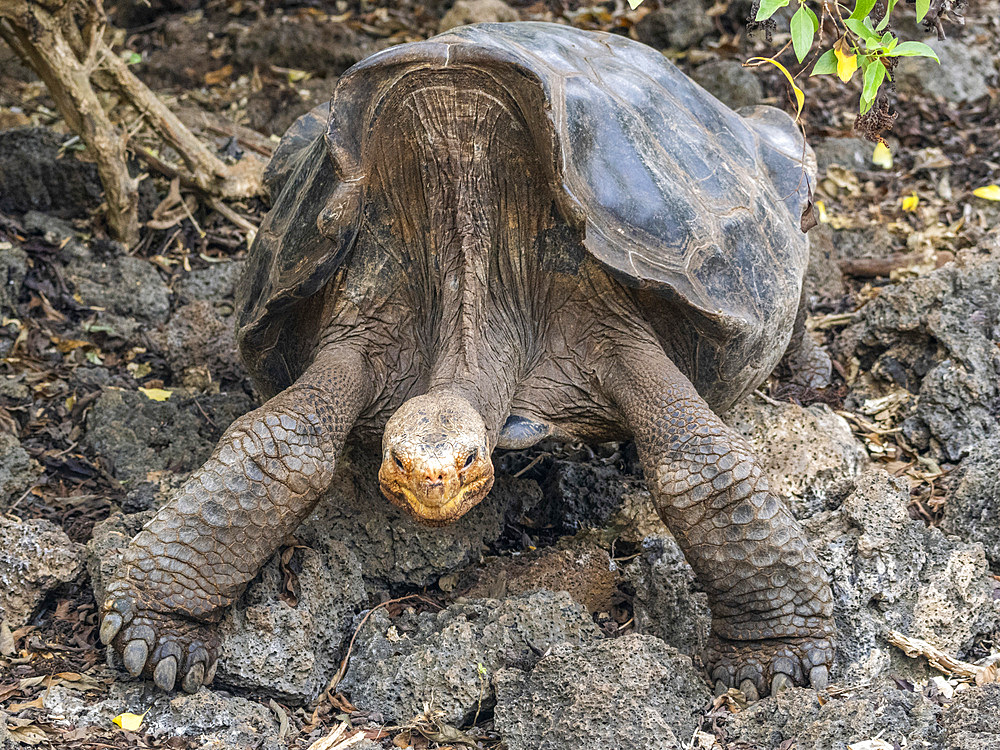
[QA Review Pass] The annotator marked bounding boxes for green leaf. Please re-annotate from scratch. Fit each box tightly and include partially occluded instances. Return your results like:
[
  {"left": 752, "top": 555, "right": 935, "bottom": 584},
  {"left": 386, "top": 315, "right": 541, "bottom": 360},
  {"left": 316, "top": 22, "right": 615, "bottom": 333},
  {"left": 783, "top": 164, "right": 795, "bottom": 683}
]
[
  {"left": 122, "top": 51, "right": 142, "bottom": 65},
  {"left": 755, "top": 0, "right": 790, "bottom": 21},
  {"left": 876, "top": 0, "right": 898, "bottom": 30},
  {"left": 861, "top": 57, "right": 887, "bottom": 109},
  {"left": 844, "top": 17, "right": 881, "bottom": 44},
  {"left": 810, "top": 48, "right": 838, "bottom": 75},
  {"left": 915, "top": 0, "right": 929, "bottom": 21},
  {"left": 849, "top": 0, "right": 878, "bottom": 20},
  {"left": 887, "top": 41, "right": 940, "bottom": 61},
  {"left": 790, "top": 5, "right": 817, "bottom": 63},
  {"left": 875, "top": 0, "right": 896, "bottom": 31}
]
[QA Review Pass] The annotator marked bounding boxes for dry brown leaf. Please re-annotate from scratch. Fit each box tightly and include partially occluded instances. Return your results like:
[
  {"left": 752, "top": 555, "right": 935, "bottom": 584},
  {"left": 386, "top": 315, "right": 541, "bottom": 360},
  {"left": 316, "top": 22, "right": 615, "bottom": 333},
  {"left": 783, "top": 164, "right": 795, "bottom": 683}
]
[
  {"left": 204, "top": 64, "right": 234, "bottom": 85},
  {"left": 7, "top": 723, "right": 48, "bottom": 746}
]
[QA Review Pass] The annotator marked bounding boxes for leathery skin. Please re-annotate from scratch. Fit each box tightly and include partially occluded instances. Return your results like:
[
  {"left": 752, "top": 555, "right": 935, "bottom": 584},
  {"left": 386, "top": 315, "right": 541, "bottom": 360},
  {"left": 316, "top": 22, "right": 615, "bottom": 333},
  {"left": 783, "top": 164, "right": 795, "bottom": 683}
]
[
  {"left": 603, "top": 336, "right": 834, "bottom": 697},
  {"left": 100, "top": 349, "right": 373, "bottom": 691}
]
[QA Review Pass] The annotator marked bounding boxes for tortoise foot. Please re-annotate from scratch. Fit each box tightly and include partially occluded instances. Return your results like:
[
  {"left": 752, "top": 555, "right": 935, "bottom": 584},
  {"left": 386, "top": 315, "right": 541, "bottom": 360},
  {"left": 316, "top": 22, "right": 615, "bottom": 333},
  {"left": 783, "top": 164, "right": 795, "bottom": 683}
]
[
  {"left": 100, "top": 592, "right": 220, "bottom": 693},
  {"left": 706, "top": 632, "right": 833, "bottom": 699}
]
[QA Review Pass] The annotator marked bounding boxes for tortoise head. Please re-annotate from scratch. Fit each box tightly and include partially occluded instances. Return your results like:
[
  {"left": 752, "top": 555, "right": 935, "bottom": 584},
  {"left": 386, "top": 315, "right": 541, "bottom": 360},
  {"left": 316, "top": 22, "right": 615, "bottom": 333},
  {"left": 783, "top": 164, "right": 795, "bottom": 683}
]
[{"left": 378, "top": 393, "right": 494, "bottom": 526}]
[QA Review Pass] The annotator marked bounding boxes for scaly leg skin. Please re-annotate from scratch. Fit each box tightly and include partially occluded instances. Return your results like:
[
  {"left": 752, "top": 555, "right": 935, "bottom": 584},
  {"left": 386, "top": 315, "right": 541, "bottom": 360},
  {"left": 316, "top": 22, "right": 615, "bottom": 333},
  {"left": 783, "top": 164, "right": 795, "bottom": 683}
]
[
  {"left": 99, "top": 348, "right": 374, "bottom": 692},
  {"left": 604, "top": 339, "right": 835, "bottom": 699}
]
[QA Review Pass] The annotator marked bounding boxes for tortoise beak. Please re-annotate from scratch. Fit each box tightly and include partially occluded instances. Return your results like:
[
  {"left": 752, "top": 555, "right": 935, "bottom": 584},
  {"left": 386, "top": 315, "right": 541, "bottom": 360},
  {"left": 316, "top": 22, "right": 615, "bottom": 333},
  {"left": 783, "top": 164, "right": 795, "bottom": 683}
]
[{"left": 378, "top": 447, "right": 494, "bottom": 526}]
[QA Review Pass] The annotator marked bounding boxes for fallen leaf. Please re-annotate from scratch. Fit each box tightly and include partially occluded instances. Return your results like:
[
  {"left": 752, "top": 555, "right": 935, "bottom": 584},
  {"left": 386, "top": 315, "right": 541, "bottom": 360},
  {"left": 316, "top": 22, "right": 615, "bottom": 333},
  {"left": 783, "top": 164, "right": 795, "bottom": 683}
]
[
  {"left": 138, "top": 387, "right": 172, "bottom": 402},
  {"left": 204, "top": 64, "right": 233, "bottom": 85},
  {"left": 972, "top": 184, "right": 1000, "bottom": 201},
  {"left": 901, "top": 192, "right": 919, "bottom": 211},
  {"left": 112, "top": 711, "right": 148, "bottom": 731},
  {"left": 847, "top": 741, "right": 893, "bottom": 750},
  {"left": 816, "top": 200, "right": 829, "bottom": 223},
  {"left": 7, "top": 723, "right": 48, "bottom": 746},
  {"left": 872, "top": 141, "right": 893, "bottom": 169}
]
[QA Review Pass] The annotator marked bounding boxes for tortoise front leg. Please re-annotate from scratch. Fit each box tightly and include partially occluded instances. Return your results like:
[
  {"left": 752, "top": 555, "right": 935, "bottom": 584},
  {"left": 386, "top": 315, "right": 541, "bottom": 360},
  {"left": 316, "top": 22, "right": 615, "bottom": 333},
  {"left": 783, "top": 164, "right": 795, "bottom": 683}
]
[
  {"left": 602, "top": 338, "right": 835, "bottom": 698},
  {"left": 99, "top": 347, "right": 375, "bottom": 692}
]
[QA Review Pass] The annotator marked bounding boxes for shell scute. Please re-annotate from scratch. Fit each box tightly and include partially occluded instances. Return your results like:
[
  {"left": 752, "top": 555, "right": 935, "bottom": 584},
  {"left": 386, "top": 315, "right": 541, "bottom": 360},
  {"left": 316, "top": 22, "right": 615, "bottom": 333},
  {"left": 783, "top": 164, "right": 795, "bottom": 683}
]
[{"left": 236, "top": 22, "right": 815, "bottom": 403}]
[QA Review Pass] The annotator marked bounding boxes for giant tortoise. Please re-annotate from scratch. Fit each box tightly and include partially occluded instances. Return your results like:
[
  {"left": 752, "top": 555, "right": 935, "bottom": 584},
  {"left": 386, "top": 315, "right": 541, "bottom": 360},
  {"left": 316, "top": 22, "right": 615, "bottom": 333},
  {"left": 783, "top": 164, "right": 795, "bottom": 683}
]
[{"left": 100, "top": 21, "right": 836, "bottom": 700}]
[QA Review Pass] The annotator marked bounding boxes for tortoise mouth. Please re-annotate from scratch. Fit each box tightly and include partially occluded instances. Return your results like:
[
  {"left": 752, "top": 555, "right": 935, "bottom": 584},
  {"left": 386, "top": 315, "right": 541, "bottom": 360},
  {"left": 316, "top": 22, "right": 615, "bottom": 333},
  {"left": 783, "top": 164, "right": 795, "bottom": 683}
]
[{"left": 378, "top": 462, "right": 495, "bottom": 526}]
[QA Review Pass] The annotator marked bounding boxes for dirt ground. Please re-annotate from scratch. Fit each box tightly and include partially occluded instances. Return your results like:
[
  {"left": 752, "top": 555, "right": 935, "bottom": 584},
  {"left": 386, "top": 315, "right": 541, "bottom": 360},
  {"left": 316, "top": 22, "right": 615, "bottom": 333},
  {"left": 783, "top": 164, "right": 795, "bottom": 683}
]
[{"left": 1, "top": 1, "right": 999, "bottom": 748}]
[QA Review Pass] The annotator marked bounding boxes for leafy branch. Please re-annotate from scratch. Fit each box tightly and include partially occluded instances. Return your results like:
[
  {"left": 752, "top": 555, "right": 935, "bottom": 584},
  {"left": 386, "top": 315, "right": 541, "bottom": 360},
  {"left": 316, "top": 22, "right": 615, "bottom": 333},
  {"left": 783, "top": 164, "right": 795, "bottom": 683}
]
[{"left": 757, "top": 0, "right": 941, "bottom": 116}]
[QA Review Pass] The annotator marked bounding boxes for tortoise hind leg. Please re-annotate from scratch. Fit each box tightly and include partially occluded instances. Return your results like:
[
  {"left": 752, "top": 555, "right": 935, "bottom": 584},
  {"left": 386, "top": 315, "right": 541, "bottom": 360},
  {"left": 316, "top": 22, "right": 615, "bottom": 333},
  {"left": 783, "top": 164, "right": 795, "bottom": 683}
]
[
  {"left": 780, "top": 285, "right": 832, "bottom": 389},
  {"left": 99, "top": 346, "right": 375, "bottom": 692},
  {"left": 600, "top": 334, "right": 835, "bottom": 698}
]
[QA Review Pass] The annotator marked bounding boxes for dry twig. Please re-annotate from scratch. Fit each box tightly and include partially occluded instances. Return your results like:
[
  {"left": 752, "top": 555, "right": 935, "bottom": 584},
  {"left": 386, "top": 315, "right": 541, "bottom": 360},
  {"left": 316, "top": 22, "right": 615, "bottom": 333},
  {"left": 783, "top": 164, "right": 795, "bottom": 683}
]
[{"left": 0, "top": 0, "right": 265, "bottom": 245}]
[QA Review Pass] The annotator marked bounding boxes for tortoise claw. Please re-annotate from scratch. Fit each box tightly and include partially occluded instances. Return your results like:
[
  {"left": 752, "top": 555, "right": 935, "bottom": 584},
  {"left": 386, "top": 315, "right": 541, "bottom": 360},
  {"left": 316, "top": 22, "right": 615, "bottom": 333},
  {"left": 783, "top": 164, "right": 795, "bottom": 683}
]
[
  {"left": 182, "top": 662, "right": 205, "bottom": 693},
  {"left": 739, "top": 679, "right": 760, "bottom": 702},
  {"left": 123, "top": 640, "right": 149, "bottom": 677},
  {"left": 809, "top": 665, "right": 829, "bottom": 690},
  {"left": 771, "top": 672, "right": 794, "bottom": 695},
  {"left": 100, "top": 612, "right": 123, "bottom": 645},
  {"left": 154, "top": 656, "right": 178, "bottom": 692}
]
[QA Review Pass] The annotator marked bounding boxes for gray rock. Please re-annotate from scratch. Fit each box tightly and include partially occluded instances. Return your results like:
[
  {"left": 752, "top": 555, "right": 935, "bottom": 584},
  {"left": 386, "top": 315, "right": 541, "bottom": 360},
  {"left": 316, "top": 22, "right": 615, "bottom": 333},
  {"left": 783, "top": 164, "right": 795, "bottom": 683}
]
[
  {"left": 723, "top": 399, "right": 869, "bottom": 519},
  {"left": 0, "top": 433, "right": 42, "bottom": 509},
  {"left": 463, "top": 542, "right": 618, "bottom": 614},
  {"left": 493, "top": 633, "right": 711, "bottom": 750},
  {"left": 439, "top": 0, "right": 519, "bottom": 32},
  {"left": 42, "top": 682, "right": 285, "bottom": 750},
  {"left": 838, "top": 256, "right": 1000, "bottom": 461},
  {"left": 896, "top": 38, "right": 996, "bottom": 104},
  {"left": 941, "top": 434, "right": 1000, "bottom": 569},
  {"left": 84, "top": 388, "right": 255, "bottom": 484},
  {"left": 175, "top": 261, "right": 245, "bottom": 305},
  {"left": 635, "top": 0, "right": 714, "bottom": 50},
  {"left": 340, "top": 590, "right": 602, "bottom": 725},
  {"left": 302, "top": 449, "right": 516, "bottom": 589},
  {"left": 0, "top": 711, "right": 9, "bottom": 747},
  {"left": 939, "top": 684, "right": 1000, "bottom": 749},
  {"left": 805, "top": 223, "right": 847, "bottom": 303},
  {"left": 0, "top": 518, "right": 84, "bottom": 627},
  {"left": 623, "top": 534, "right": 711, "bottom": 657},
  {"left": 691, "top": 60, "right": 764, "bottom": 110},
  {"left": 803, "top": 469, "right": 1000, "bottom": 685},
  {"left": 216, "top": 539, "right": 366, "bottom": 703},
  {"left": 0, "top": 128, "right": 102, "bottom": 218},
  {"left": 829, "top": 223, "right": 896, "bottom": 262},
  {"left": 0, "top": 240, "right": 27, "bottom": 314},
  {"left": 724, "top": 679, "right": 943, "bottom": 749},
  {"left": 533, "top": 457, "right": 642, "bottom": 535},
  {"left": 22, "top": 212, "right": 92, "bottom": 264},
  {"left": 813, "top": 137, "right": 873, "bottom": 175},
  {"left": 87, "top": 508, "right": 367, "bottom": 705},
  {"left": 68, "top": 253, "right": 171, "bottom": 336},
  {"left": 151, "top": 300, "right": 242, "bottom": 384}
]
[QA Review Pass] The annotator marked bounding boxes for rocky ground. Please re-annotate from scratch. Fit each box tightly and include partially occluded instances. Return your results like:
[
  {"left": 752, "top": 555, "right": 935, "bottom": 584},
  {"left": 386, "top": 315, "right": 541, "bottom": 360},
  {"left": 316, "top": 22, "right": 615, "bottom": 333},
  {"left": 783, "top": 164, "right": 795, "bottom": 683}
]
[{"left": 1, "top": 0, "right": 999, "bottom": 748}]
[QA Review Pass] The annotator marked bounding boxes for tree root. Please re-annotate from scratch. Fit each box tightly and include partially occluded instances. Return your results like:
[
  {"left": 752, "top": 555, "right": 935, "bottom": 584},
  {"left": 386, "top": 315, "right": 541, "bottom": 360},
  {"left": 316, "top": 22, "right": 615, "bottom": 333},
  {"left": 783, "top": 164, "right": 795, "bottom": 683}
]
[{"left": 0, "top": 0, "right": 265, "bottom": 246}]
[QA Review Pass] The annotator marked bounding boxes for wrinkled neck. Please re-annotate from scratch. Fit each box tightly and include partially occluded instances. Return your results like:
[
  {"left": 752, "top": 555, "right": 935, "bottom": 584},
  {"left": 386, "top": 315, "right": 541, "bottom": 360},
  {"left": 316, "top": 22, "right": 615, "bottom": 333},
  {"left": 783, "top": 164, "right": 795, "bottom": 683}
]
[{"left": 366, "top": 69, "right": 552, "bottom": 445}]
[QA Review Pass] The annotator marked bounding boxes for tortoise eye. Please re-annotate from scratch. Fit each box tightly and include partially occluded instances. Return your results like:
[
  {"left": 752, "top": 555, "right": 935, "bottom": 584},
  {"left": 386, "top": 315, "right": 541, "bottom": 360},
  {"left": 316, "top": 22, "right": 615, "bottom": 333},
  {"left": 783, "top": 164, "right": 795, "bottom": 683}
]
[
  {"left": 393, "top": 451, "right": 405, "bottom": 471},
  {"left": 463, "top": 449, "right": 478, "bottom": 469}
]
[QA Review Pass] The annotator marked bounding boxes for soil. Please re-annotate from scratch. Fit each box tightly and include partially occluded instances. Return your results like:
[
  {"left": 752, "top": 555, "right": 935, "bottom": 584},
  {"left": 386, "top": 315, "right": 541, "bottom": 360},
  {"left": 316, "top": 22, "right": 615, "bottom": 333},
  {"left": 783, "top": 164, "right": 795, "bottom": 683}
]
[{"left": 1, "top": 1, "right": 999, "bottom": 749}]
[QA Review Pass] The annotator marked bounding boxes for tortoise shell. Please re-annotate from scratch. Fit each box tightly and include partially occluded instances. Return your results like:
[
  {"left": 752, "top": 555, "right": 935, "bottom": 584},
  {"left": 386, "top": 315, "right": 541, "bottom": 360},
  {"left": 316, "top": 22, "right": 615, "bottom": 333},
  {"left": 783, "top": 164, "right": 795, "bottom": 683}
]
[{"left": 236, "top": 22, "right": 816, "bottom": 406}]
